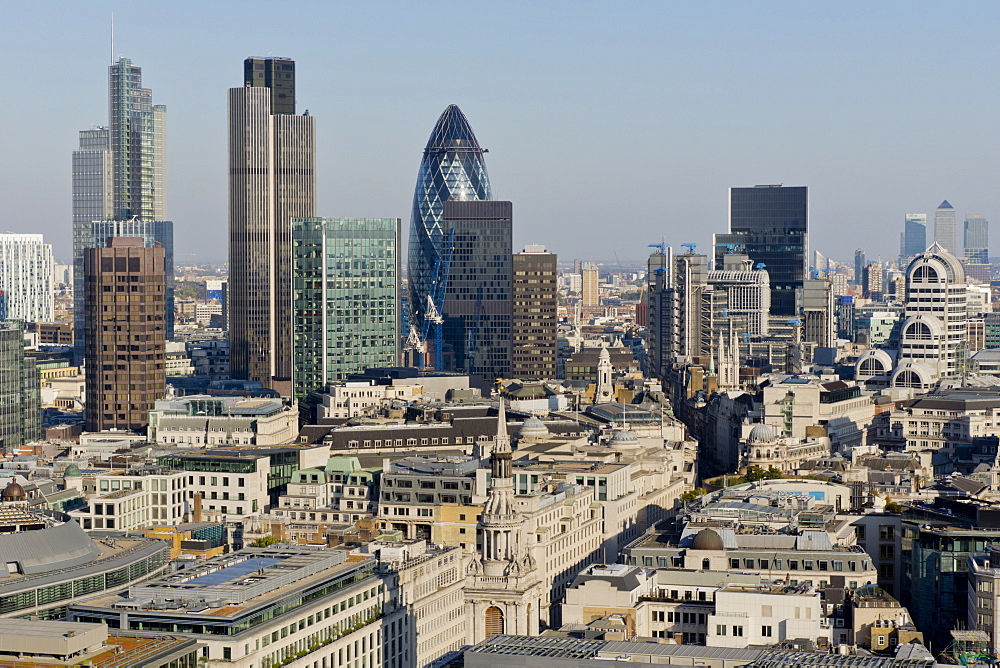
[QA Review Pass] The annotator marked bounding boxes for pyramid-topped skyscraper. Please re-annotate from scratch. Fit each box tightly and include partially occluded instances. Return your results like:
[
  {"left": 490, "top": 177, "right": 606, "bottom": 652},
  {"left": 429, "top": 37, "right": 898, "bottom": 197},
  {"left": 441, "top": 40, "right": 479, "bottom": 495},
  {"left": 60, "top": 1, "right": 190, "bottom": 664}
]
[{"left": 407, "top": 105, "right": 492, "bottom": 344}]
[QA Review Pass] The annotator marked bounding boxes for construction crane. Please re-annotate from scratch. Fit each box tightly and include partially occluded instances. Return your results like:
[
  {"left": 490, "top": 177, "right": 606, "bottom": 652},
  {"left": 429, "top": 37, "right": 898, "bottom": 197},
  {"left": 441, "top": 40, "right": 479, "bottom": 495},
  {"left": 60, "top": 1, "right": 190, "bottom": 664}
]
[
  {"left": 755, "top": 262, "right": 767, "bottom": 270},
  {"left": 714, "top": 243, "right": 741, "bottom": 253},
  {"left": 647, "top": 242, "right": 668, "bottom": 255},
  {"left": 681, "top": 243, "right": 697, "bottom": 254},
  {"left": 404, "top": 228, "right": 456, "bottom": 370}
]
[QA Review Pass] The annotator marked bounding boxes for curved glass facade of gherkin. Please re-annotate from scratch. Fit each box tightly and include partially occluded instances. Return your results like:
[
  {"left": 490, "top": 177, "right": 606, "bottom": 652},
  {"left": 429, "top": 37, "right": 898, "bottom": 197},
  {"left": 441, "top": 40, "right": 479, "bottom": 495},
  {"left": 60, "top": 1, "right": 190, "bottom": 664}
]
[{"left": 408, "top": 105, "right": 492, "bottom": 332}]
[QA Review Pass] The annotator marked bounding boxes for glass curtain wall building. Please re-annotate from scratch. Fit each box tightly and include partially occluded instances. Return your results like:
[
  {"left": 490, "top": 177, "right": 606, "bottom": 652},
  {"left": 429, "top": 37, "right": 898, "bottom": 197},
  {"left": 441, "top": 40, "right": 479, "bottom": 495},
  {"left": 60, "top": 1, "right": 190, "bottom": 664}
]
[
  {"left": 714, "top": 185, "right": 808, "bottom": 316},
  {"left": 292, "top": 218, "right": 400, "bottom": 402},
  {"left": 964, "top": 213, "right": 989, "bottom": 263},
  {"left": 407, "top": 105, "right": 492, "bottom": 337},
  {"left": 441, "top": 200, "right": 512, "bottom": 380},
  {"left": 901, "top": 213, "right": 927, "bottom": 259},
  {"left": 72, "top": 57, "right": 169, "bottom": 362},
  {"left": 933, "top": 200, "right": 957, "bottom": 256}
]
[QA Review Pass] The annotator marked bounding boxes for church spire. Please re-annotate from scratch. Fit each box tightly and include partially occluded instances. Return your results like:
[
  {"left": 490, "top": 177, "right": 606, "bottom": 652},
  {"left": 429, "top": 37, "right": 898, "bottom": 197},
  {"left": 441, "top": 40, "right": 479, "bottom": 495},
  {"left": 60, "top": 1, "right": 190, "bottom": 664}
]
[{"left": 491, "top": 398, "right": 512, "bottom": 479}]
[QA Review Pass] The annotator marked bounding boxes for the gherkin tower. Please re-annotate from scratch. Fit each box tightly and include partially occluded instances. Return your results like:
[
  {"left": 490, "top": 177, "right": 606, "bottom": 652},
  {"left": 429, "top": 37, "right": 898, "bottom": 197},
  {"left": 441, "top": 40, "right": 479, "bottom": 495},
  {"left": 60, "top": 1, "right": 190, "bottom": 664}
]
[{"left": 408, "top": 105, "right": 492, "bottom": 335}]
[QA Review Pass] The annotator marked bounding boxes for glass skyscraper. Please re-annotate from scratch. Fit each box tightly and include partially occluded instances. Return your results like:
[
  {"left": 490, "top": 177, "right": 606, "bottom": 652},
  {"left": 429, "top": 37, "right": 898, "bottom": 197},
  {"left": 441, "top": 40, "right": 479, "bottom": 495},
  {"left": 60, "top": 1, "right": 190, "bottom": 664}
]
[
  {"left": 407, "top": 105, "right": 492, "bottom": 336},
  {"left": 292, "top": 218, "right": 400, "bottom": 401},
  {"left": 933, "top": 200, "right": 957, "bottom": 256},
  {"left": 714, "top": 185, "right": 808, "bottom": 316},
  {"left": 72, "top": 57, "right": 170, "bottom": 361},
  {"left": 965, "top": 213, "right": 989, "bottom": 263},
  {"left": 901, "top": 213, "right": 927, "bottom": 259}
]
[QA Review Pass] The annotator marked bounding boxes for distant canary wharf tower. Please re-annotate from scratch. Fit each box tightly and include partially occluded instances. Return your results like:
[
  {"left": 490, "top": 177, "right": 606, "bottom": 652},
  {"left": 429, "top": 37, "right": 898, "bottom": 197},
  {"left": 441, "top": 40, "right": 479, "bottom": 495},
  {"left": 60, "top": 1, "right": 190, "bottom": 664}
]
[
  {"left": 229, "top": 57, "right": 315, "bottom": 392},
  {"left": 407, "top": 105, "right": 492, "bottom": 336}
]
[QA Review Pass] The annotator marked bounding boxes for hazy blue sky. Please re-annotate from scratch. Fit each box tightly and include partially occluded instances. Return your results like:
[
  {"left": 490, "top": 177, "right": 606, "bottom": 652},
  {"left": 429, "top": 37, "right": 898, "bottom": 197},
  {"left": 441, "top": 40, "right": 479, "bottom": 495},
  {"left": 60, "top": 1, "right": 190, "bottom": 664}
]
[{"left": 3, "top": 1, "right": 998, "bottom": 265}]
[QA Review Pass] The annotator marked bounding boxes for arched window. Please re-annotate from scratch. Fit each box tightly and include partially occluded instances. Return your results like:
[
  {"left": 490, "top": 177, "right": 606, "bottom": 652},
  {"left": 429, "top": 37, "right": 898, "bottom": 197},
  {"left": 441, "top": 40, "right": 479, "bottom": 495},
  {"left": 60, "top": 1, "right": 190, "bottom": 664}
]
[
  {"left": 485, "top": 606, "right": 505, "bottom": 637},
  {"left": 913, "top": 265, "right": 939, "bottom": 283},
  {"left": 702, "top": 558, "right": 711, "bottom": 570},
  {"left": 860, "top": 357, "right": 885, "bottom": 375},
  {"left": 895, "top": 370, "right": 922, "bottom": 388},
  {"left": 905, "top": 321, "right": 932, "bottom": 341}
]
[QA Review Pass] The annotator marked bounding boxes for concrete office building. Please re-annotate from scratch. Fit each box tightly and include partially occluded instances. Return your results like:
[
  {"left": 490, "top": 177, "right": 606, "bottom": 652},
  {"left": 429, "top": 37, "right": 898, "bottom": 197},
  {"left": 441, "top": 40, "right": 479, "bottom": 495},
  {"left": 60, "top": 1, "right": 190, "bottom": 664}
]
[
  {"left": 581, "top": 261, "right": 600, "bottom": 308},
  {"left": 83, "top": 237, "right": 166, "bottom": 433},
  {"left": 0, "top": 233, "right": 53, "bottom": 323},
  {"left": 229, "top": 57, "right": 316, "bottom": 392},
  {"left": 512, "top": 245, "right": 558, "bottom": 379},
  {"left": 291, "top": 217, "right": 400, "bottom": 401},
  {"left": 69, "top": 547, "right": 409, "bottom": 667}
]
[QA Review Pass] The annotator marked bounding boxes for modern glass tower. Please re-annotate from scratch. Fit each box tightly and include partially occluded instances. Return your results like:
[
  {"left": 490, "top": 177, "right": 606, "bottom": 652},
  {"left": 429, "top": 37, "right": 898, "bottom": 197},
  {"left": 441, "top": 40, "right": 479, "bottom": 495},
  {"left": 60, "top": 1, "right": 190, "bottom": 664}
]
[
  {"left": 714, "top": 185, "right": 808, "bottom": 316},
  {"left": 901, "top": 213, "right": 927, "bottom": 259},
  {"left": 964, "top": 213, "right": 989, "bottom": 263},
  {"left": 407, "top": 105, "right": 492, "bottom": 336},
  {"left": 291, "top": 217, "right": 400, "bottom": 402},
  {"left": 229, "top": 57, "right": 316, "bottom": 393},
  {"left": 72, "top": 57, "right": 170, "bottom": 362},
  {"left": 933, "top": 200, "right": 957, "bottom": 256}
]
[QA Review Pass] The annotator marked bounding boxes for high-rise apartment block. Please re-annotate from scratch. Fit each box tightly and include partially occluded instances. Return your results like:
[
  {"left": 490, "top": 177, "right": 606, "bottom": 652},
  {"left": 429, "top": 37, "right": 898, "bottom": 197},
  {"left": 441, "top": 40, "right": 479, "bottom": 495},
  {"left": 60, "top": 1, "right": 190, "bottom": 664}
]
[
  {"left": 84, "top": 237, "right": 166, "bottom": 433},
  {"left": 581, "top": 262, "right": 600, "bottom": 308},
  {"left": 0, "top": 233, "right": 53, "bottom": 323},
  {"left": 511, "top": 246, "right": 558, "bottom": 380},
  {"left": 0, "top": 322, "right": 41, "bottom": 452},
  {"left": 901, "top": 213, "right": 927, "bottom": 259},
  {"left": 291, "top": 217, "right": 400, "bottom": 401},
  {"left": 714, "top": 185, "right": 808, "bottom": 316},
  {"left": 441, "top": 200, "right": 512, "bottom": 380},
  {"left": 862, "top": 263, "right": 883, "bottom": 300},
  {"left": 933, "top": 200, "right": 957, "bottom": 256},
  {"left": 73, "top": 58, "right": 171, "bottom": 362},
  {"left": 229, "top": 57, "right": 316, "bottom": 393}
]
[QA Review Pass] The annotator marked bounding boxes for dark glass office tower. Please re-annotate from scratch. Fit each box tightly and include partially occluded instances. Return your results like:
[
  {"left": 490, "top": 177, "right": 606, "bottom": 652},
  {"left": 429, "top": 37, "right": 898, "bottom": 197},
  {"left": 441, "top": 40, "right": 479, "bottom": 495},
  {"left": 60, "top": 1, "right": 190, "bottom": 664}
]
[
  {"left": 244, "top": 57, "right": 296, "bottom": 115},
  {"left": 407, "top": 105, "right": 492, "bottom": 338},
  {"left": 714, "top": 185, "right": 808, "bottom": 316},
  {"left": 901, "top": 214, "right": 927, "bottom": 260},
  {"left": 441, "top": 200, "right": 512, "bottom": 380}
]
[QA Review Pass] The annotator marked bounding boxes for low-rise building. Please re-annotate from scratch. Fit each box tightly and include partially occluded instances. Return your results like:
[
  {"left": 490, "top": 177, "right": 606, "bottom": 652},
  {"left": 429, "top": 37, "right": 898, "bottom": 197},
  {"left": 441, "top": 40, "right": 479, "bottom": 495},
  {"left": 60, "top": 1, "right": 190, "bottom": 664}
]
[{"left": 69, "top": 546, "right": 408, "bottom": 667}]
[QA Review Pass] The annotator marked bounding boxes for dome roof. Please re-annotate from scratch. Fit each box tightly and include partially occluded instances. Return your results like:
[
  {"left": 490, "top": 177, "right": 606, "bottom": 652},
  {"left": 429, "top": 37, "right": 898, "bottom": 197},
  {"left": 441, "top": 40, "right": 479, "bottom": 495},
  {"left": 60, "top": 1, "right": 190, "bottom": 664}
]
[
  {"left": 691, "top": 528, "right": 725, "bottom": 551},
  {"left": 63, "top": 464, "right": 82, "bottom": 478},
  {"left": 747, "top": 424, "right": 776, "bottom": 444},
  {"left": 608, "top": 429, "right": 640, "bottom": 449},
  {"left": 2, "top": 481, "right": 26, "bottom": 501},
  {"left": 518, "top": 416, "right": 550, "bottom": 440}
]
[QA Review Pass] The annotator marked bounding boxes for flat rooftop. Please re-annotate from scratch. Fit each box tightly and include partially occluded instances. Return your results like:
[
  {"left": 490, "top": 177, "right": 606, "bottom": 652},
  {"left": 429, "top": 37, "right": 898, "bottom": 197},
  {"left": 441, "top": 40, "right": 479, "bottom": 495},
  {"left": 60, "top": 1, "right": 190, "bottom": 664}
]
[{"left": 129, "top": 547, "right": 346, "bottom": 605}]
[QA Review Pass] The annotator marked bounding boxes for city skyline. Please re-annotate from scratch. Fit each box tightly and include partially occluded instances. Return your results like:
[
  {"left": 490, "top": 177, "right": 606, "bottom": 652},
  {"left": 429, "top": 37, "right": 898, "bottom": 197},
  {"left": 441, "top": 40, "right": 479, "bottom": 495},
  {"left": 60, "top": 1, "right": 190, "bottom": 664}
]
[{"left": 3, "top": 2, "right": 1000, "bottom": 265}]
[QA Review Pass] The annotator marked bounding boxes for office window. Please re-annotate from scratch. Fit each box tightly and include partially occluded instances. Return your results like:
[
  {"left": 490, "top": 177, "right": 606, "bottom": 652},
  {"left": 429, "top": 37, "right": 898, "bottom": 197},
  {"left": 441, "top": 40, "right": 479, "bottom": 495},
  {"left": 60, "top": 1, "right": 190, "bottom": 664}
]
[{"left": 762, "top": 625, "right": 772, "bottom": 637}]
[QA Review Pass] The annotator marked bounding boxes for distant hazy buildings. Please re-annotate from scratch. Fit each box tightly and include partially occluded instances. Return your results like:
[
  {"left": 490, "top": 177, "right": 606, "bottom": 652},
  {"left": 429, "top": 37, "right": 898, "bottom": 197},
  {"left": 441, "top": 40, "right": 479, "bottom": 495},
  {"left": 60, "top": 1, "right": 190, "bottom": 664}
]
[
  {"left": 407, "top": 105, "right": 493, "bottom": 340},
  {"left": 0, "top": 233, "right": 53, "bottom": 323},
  {"left": 964, "top": 213, "right": 989, "bottom": 263},
  {"left": 229, "top": 57, "right": 316, "bottom": 393},
  {"left": 84, "top": 237, "right": 166, "bottom": 433},
  {"left": 291, "top": 217, "right": 400, "bottom": 401},
  {"left": 933, "top": 200, "right": 957, "bottom": 256},
  {"left": 441, "top": 200, "right": 512, "bottom": 380},
  {"left": 714, "top": 185, "right": 808, "bottom": 316},
  {"left": 901, "top": 213, "right": 927, "bottom": 259},
  {"left": 511, "top": 246, "right": 558, "bottom": 380},
  {"left": 581, "top": 262, "right": 600, "bottom": 308},
  {"left": 72, "top": 57, "right": 171, "bottom": 361}
]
